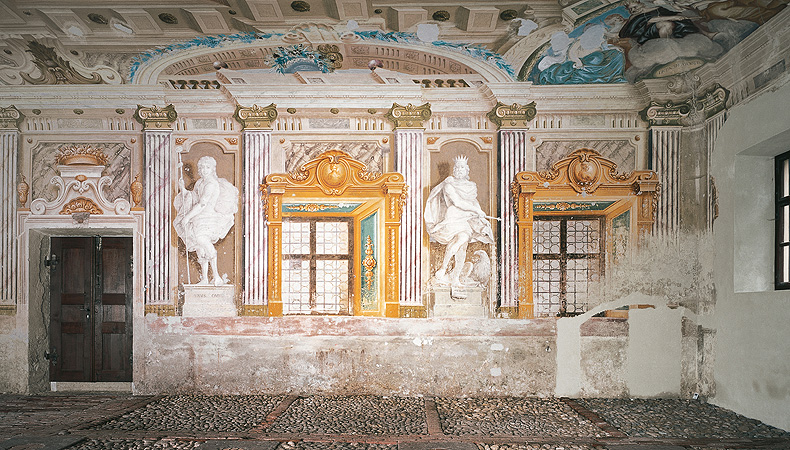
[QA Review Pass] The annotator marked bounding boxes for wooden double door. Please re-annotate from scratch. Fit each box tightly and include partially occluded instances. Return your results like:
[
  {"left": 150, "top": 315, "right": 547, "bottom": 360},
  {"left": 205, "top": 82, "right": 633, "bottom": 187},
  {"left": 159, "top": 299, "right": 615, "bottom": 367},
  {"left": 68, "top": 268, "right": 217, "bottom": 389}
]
[{"left": 49, "top": 237, "right": 133, "bottom": 382}]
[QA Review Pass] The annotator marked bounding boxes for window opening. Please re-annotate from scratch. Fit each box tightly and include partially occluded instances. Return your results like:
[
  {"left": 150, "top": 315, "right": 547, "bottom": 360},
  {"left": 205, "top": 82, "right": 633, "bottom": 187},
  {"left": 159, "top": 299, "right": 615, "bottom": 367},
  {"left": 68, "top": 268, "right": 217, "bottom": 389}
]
[
  {"left": 282, "top": 217, "right": 353, "bottom": 314},
  {"left": 777, "top": 150, "right": 790, "bottom": 289},
  {"left": 533, "top": 216, "right": 605, "bottom": 316}
]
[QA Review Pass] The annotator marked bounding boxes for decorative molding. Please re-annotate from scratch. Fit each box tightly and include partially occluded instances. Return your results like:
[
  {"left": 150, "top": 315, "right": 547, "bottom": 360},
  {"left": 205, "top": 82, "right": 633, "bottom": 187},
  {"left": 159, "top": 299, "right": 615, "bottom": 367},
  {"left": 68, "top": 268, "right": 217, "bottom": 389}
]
[
  {"left": 234, "top": 103, "right": 278, "bottom": 130},
  {"left": 175, "top": 137, "right": 188, "bottom": 145},
  {"left": 268, "top": 150, "right": 405, "bottom": 197},
  {"left": 60, "top": 197, "right": 103, "bottom": 215},
  {"left": 21, "top": 41, "right": 105, "bottom": 85},
  {"left": 133, "top": 104, "right": 177, "bottom": 129},
  {"left": 130, "top": 175, "right": 143, "bottom": 209},
  {"left": 225, "top": 137, "right": 238, "bottom": 145},
  {"left": 144, "top": 304, "right": 176, "bottom": 316},
  {"left": 0, "top": 106, "right": 24, "bottom": 129},
  {"left": 640, "top": 100, "right": 691, "bottom": 126},
  {"left": 362, "top": 235, "right": 377, "bottom": 291},
  {"left": 17, "top": 175, "right": 29, "bottom": 208},
  {"left": 479, "top": 136, "right": 493, "bottom": 144},
  {"left": 54, "top": 144, "right": 109, "bottom": 166},
  {"left": 487, "top": 101, "right": 537, "bottom": 129},
  {"left": 0, "top": 305, "right": 16, "bottom": 315},
  {"left": 695, "top": 84, "right": 729, "bottom": 119},
  {"left": 240, "top": 305, "right": 267, "bottom": 316},
  {"left": 533, "top": 148, "right": 648, "bottom": 195},
  {"left": 385, "top": 103, "right": 432, "bottom": 128},
  {"left": 399, "top": 305, "right": 427, "bottom": 318},
  {"left": 30, "top": 166, "right": 131, "bottom": 216},
  {"left": 426, "top": 137, "right": 440, "bottom": 145}
]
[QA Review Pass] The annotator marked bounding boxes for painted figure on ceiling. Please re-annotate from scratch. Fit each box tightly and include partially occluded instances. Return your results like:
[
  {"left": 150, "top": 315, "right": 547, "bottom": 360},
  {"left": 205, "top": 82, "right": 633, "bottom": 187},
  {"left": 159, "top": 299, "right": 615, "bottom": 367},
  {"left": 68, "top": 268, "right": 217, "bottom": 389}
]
[
  {"left": 425, "top": 155, "right": 495, "bottom": 289},
  {"left": 174, "top": 156, "right": 239, "bottom": 286}
]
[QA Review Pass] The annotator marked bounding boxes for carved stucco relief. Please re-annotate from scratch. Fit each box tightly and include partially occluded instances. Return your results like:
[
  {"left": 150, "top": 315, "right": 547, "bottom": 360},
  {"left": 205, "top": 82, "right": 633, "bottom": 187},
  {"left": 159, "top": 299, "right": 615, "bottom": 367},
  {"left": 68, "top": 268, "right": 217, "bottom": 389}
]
[
  {"left": 284, "top": 141, "right": 383, "bottom": 174},
  {"left": 536, "top": 140, "right": 636, "bottom": 172},
  {"left": 31, "top": 142, "right": 131, "bottom": 203}
]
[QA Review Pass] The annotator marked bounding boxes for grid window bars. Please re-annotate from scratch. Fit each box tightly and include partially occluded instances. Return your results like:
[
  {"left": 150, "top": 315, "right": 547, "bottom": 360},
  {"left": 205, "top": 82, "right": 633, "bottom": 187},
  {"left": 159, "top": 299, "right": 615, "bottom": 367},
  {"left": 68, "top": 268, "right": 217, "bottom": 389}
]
[
  {"left": 777, "top": 150, "right": 790, "bottom": 290},
  {"left": 533, "top": 217, "right": 605, "bottom": 316},
  {"left": 282, "top": 218, "right": 353, "bottom": 314}
]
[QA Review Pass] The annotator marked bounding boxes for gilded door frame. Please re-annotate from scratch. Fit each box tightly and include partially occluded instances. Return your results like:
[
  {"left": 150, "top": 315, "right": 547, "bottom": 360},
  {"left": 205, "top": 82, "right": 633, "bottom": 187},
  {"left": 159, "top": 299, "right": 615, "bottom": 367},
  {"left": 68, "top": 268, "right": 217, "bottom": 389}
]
[
  {"left": 261, "top": 150, "right": 407, "bottom": 317},
  {"left": 512, "top": 148, "right": 659, "bottom": 319}
]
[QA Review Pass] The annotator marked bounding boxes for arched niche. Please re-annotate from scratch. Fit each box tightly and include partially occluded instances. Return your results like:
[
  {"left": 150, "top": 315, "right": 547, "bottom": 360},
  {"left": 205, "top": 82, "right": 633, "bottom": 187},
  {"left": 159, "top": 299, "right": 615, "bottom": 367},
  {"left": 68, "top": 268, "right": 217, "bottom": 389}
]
[{"left": 261, "top": 150, "right": 406, "bottom": 317}]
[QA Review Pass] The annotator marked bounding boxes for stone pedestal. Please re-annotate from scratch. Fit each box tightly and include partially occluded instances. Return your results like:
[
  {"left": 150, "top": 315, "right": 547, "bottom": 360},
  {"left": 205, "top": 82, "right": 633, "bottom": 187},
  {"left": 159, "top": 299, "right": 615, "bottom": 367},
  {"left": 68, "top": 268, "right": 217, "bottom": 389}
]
[
  {"left": 182, "top": 285, "right": 237, "bottom": 317},
  {"left": 430, "top": 287, "right": 487, "bottom": 318}
]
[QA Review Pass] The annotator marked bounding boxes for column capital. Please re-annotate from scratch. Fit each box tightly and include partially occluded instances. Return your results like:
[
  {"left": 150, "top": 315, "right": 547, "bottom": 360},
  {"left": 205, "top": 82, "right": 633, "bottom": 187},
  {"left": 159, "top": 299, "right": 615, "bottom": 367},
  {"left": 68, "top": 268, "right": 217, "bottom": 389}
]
[
  {"left": 134, "top": 104, "right": 177, "bottom": 130},
  {"left": 698, "top": 83, "right": 729, "bottom": 120},
  {"left": 487, "top": 101, "right": 537, "bottom": 129},
  {"left": 234, "top": 103, "right": 278, "bottom": 130},
  {"left": 640, "top": 100, "right": 691, "bottom": 127},
  {"left": 385, "top": 102, "right": 431, "bottom": 128},
  {"left": 0, "top": 106, "right": 24, "bottom": 130}
]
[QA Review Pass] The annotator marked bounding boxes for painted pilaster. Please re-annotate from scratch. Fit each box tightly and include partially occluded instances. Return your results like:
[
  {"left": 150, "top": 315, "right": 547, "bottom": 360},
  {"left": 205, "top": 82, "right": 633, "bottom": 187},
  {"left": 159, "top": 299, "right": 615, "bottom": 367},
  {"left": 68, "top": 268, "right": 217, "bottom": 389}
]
[
  {"left": 234, "top": 104, "right": 277, "bottom": 315},
  {"left": 487, "top": 102, "right": 537, "bottom": 315},
  {"left": 0, "top": 106, "right": 23, "bottom": 314},
  {"left": 134, "top": 105, "right": 177, "bottom": 310},
  {"left": 642, "top": 101, "right": 689, "bottom": 237},
  {"left": 386, "top": 103, "right": 431, "bottom": 307},
  {"left": 699, "top": 85, "right": 729, "bottom": 230}
]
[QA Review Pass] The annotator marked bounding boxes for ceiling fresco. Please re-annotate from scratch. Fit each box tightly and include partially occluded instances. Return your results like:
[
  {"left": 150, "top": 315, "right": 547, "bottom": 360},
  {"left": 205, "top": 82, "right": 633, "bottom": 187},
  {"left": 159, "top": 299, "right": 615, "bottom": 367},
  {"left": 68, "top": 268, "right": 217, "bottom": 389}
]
[{"left": 0, "top": 0, "right": 785, "bottom": 86}]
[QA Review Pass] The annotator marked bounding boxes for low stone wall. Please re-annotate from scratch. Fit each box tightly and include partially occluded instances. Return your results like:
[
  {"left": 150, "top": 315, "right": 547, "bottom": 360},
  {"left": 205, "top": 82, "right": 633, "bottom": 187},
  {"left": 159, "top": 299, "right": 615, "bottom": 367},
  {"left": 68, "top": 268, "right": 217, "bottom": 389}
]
[{"left": 135, "top": 316, "right": 558, "bottom": 397}]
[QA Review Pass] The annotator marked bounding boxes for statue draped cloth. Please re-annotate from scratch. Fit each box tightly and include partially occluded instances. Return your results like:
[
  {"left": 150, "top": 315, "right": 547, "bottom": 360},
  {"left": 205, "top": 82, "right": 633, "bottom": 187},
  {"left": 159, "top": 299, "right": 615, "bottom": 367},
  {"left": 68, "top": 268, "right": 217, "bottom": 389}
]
[
  {"left": 173, "top": 177, "right": 238, "bottom": 253},
  {"left": 424, "top": 176, "right": 494, "bottom": 245}
]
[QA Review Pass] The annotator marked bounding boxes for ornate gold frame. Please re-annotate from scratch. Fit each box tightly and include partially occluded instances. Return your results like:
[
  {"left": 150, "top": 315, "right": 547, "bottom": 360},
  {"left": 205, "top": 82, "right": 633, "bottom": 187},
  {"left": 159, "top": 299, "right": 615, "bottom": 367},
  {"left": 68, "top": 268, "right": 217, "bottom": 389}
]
[
  {"left": 512, "top": 149, "right": 659, "bottom": 319},
  {"left": 261, "top": 150, "right": 406, "bottom": 317}
]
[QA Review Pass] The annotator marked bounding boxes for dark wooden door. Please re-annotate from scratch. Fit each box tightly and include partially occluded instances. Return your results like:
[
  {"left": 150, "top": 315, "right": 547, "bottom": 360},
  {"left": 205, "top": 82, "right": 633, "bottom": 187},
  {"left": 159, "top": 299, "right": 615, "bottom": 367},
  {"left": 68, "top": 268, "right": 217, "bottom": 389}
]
[{"left": 50, "top": 237, "right": 133, "bottom": 382}]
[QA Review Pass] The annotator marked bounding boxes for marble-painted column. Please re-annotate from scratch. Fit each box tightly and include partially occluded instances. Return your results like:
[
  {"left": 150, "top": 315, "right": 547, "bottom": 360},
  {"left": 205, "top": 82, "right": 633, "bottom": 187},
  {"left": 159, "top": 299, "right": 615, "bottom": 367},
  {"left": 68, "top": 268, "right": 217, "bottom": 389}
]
[
  {"left": 386, "top": 103, "right": 431, "bottom": 308},
  {"left": 651, "top": 126, "right": 682, "bottom": 236},
  {"left": 487, "top": 102, "right": 536, "bottom": 317},
  {"left": 234, "top": 103, "right": 277, "bottom": 315},
  {"left": 134, "top": 105, "right": 177, "bottom": 309},
  {"left": 497, "top": 129, "right": 529, "bottom": 309},
  {"left": 0, "top": 106, "right": 23, "bottom": 312}
]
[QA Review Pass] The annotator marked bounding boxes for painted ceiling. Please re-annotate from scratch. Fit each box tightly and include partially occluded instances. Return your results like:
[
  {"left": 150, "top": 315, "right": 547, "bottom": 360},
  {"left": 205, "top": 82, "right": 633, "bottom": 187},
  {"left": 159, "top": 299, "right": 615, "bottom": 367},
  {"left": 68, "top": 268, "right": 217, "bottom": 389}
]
[{"left": 0, "top": 0, "right": 786, "bottom": 85}]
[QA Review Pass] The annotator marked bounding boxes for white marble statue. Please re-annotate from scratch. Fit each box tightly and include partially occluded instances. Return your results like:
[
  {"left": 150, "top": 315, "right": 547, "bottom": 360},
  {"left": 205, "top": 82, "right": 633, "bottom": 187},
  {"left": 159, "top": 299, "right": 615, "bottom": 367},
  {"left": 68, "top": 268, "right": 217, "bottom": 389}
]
[
  {"left": 425, "top": 155, "right": 495, "bottom": 288},
  {"left": 174, "top": 156, "right": 239, "bottom": 286}
]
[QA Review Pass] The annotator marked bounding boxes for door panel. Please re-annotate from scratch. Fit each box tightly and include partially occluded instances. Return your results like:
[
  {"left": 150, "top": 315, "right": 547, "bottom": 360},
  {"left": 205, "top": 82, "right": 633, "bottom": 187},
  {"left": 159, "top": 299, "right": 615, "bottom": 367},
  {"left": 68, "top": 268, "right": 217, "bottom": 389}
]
[
  {"left": 50, "top": 236, "right": 133, "bottom": 383},
  {"left": 50, "top": 237, "right": 92, "bottom": 382}
]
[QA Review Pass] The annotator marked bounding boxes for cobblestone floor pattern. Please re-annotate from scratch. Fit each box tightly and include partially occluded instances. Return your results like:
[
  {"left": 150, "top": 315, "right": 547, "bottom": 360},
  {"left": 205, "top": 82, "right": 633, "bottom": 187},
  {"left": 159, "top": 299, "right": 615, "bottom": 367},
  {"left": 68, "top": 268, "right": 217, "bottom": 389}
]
[{"left": 0, "top": 394, "right": 787, "bottom": 450}]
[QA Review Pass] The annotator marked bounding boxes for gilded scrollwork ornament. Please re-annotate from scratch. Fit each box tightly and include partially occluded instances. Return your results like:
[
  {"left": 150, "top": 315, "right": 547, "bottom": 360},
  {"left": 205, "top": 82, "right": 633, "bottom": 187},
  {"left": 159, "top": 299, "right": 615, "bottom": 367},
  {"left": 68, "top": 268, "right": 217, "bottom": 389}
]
[
  {"left": 385, "top": 103, "right": 432, "bottom": 128},
  {"left": 234, "top": 103, "right": 278, "bottom": 130},
  {"left": 487, "top": 101, "right": 537, "bottom": 129},
  {"left": 133, "top": 104, "right": 178, "bottom": 129}
]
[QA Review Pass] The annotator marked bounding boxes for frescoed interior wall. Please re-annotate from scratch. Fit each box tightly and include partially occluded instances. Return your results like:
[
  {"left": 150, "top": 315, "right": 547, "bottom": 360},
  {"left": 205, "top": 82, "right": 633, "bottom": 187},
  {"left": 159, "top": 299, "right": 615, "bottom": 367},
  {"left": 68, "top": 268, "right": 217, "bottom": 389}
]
[{"left": 0, "top": 0, "right": 788, "bottom": 433}]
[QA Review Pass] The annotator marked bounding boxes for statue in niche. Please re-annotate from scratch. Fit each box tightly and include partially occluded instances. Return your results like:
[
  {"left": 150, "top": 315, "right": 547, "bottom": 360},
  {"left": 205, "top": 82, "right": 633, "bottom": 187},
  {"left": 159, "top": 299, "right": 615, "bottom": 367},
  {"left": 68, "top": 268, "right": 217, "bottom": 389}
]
[
  {"left": 174, "top": 156, "right": 239, "bottom": 286},
  {"left": 425, "top": 155, "right": 495, "bottom": 289}
]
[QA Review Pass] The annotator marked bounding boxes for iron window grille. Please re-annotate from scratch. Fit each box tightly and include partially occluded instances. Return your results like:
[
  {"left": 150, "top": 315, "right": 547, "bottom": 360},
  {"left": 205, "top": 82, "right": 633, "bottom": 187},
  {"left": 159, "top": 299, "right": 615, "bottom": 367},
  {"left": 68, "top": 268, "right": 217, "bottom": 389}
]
[{"left": 776, "top": 150, "right": 790, "bottom": 290}]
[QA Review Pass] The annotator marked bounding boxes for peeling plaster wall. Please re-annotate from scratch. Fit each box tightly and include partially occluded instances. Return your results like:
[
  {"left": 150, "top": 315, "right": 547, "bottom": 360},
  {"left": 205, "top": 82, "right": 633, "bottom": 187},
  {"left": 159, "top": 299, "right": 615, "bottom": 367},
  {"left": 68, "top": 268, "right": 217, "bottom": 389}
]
[
  {"left": 710, "top": 78, "right": 790, "bottom": 431},
  {"left": 135, "top": 317, "right": 557, "bottom": 397}
]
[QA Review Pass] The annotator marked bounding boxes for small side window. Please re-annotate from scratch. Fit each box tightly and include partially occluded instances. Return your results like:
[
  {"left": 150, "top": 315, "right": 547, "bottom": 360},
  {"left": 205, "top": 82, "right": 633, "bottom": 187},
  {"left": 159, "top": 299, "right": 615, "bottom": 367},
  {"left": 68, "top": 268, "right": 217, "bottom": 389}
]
[{"left": 776, "top": 150, "right": 790, "bottom": 290}]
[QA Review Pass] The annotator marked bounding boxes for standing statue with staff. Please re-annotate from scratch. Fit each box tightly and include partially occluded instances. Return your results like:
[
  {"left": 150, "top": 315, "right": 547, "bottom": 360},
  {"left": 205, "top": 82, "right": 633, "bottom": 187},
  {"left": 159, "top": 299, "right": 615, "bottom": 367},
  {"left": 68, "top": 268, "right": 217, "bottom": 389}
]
[
  {"left": 173, "top": 155, "right": 239, "bottom": 286},
  {"left": 425, "top": 155, "right": 496, "bottom": 289}
]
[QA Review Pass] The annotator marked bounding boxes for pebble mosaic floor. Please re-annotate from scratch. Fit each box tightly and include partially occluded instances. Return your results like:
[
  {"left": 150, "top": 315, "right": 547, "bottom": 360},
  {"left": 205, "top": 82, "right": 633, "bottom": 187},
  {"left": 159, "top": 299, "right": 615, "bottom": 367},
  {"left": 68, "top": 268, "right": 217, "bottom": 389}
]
[{"left": 0, "top": 394, "right": 788, "bottom": 450}]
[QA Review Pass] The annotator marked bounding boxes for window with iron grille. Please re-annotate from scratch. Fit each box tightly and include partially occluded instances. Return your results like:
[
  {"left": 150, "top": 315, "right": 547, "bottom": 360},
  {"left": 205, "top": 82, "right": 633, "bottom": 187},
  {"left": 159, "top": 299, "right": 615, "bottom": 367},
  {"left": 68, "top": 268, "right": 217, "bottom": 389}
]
[
  {"left": 776, "top": 150, "right": 790, "bottom": 290},
  {"left": 282, "top": 217, "right": 354, "bottom": 314},
  {"left": 533, "top": 216, "right": 605, "bottom": 316}
]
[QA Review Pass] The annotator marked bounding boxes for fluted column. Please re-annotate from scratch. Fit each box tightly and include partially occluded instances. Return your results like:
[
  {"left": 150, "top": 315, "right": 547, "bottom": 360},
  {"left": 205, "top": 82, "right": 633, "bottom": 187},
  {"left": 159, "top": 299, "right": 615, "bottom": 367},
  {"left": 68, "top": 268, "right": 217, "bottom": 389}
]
[
  {"left": 705, "top": 111, "right": 726, "bottom": 229},
  {"left": 651, "top": 126, "right": 682, "bottom": 236},
  {"left": 234, "top": 104, "right": 277, "bottom": 315},
  {"left": 0, "top": 106, "right": 23, "bottom": 313},
  {"left": 487, "top": 102, "right": 537, "bottom": 316},
  {"left": 135, "top": 105, "right": 177, "bottom": 308},
  {"left": 386, "top": 103, "right": 431, "bottom": 307}
]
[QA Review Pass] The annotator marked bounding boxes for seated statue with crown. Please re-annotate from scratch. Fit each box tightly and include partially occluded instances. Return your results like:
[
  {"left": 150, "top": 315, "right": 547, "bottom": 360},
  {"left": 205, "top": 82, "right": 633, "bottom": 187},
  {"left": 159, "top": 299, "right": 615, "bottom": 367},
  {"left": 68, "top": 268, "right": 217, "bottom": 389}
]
[{"left": 424, "top": 155, "right": 495, "bottom": 290}]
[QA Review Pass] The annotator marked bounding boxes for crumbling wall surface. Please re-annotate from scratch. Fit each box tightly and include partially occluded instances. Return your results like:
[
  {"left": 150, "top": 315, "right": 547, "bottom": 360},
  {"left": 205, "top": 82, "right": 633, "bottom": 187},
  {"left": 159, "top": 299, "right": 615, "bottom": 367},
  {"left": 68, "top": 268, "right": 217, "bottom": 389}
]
[
  {"left": 579, "top": 318, "right": 628, "bottom": 397},
  {"left": 709, "top": 79, "right": 790, "bottom": 432},
  {"left": 135, "top": 316, "right": 557, "bottom": 396},
  {"left": 0, "top": 315, "right": 27, "bottom": 393}
]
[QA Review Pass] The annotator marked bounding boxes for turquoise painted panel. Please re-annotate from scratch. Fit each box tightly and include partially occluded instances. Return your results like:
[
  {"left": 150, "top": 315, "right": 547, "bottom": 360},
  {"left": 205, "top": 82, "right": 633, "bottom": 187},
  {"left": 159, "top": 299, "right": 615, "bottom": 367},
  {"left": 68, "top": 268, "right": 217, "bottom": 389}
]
[
  {"left": 611, "top": 209, "right": 630, "bottom": 265},
  {"left": 282, "top": 202, "right": 362, "bottom": 213},
  {"left": 360, "top": 212, "right": 378, "bottom": 311},
  {"left": 534, "top": 201, "right": 615, "bottom": 212}
]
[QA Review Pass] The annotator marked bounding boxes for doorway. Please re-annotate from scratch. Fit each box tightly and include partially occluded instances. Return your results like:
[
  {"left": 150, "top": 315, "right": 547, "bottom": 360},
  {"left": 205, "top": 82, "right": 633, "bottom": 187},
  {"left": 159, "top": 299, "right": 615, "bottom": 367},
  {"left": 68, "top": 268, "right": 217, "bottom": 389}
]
[{"left": 49, "top": 236, "right": 133, "bottom": 382}]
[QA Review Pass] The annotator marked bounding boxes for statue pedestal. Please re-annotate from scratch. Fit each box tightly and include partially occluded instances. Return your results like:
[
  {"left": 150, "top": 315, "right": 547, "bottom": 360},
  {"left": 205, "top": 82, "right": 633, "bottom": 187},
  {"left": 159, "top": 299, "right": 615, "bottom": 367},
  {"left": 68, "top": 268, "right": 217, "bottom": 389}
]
[
  {"left": 182, "top": 285, "right": 237, "bottom": 317},
  {"left": 430, "top": 286, "right": 487, "bottom": 318}
]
